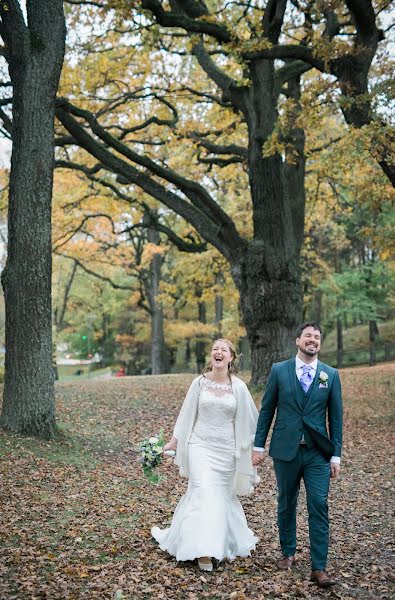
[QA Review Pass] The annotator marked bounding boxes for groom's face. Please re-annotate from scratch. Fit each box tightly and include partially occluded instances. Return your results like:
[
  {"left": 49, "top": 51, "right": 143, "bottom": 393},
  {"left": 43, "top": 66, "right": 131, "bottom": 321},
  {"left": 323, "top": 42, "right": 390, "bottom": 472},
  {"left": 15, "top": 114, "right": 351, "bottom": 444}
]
[{"left": 296, "top": 326, "right": 321, "bottom": 358}]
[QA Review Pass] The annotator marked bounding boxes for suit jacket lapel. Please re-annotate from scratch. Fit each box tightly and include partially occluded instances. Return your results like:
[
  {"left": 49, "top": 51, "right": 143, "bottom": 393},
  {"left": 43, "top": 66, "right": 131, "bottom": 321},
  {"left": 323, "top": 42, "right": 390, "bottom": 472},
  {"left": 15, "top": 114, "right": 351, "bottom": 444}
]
[{"left": 288, "top": 358, "right": 303, "bottom": 411}]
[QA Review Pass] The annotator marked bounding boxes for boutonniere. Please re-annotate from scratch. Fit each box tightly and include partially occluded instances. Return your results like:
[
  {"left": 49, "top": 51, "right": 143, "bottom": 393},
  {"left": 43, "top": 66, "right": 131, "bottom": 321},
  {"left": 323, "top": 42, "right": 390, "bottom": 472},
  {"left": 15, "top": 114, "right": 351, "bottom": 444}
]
[{"left": 318, "top": 371, "right": 329, "bottom": 387}]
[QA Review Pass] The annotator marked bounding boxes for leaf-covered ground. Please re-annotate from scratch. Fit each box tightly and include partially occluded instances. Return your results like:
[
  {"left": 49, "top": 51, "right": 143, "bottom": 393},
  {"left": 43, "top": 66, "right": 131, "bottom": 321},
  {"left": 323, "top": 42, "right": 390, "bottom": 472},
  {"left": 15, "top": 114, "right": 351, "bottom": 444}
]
[{"left": 0, "top": 363, "right": 394, "bottom": 599}]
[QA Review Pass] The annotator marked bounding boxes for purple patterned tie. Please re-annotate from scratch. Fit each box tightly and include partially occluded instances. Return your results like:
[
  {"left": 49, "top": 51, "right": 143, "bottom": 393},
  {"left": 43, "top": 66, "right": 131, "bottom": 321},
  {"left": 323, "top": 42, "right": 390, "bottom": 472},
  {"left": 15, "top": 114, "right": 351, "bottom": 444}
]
[{"left": 300, "top": 364, "right": 313, "bottom": 393}]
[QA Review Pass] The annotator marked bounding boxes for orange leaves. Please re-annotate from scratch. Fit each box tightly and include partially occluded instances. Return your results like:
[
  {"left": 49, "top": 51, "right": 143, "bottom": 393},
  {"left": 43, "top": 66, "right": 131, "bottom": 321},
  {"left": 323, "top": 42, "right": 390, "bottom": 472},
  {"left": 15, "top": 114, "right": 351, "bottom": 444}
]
[{"left": 140, "top": 242, "right": 168, "bottom": 267}]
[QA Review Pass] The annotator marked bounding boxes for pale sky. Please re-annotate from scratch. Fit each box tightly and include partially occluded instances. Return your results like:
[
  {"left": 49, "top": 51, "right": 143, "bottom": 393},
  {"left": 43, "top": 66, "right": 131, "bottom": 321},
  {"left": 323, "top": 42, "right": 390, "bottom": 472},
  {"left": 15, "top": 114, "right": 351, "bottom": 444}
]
[{"left": 0, "top": 138, "right": 11, "bottom": 168}]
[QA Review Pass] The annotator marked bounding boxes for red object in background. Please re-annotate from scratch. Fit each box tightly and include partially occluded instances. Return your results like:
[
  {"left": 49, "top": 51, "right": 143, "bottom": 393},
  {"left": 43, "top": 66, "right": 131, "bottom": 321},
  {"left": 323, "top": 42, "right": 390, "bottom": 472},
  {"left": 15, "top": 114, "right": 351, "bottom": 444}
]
[{"left": 115, "top": 367, "right": 126, "bottom": 377}]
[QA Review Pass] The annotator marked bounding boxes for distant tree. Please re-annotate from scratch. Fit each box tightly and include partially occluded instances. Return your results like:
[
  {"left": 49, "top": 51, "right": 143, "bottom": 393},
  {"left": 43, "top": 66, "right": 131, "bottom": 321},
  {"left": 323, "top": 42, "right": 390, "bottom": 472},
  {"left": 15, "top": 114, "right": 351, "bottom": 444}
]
[{"left": 302, "top": 117, "right": 394, "bottom": 359}]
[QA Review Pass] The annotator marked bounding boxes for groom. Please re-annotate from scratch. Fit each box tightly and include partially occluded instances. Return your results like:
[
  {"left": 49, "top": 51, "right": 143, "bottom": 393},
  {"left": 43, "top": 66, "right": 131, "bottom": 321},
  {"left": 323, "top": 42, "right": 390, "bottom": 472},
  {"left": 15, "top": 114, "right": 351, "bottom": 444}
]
[{"left": 252, "top": 322, "right": 342, "bottom": 588}]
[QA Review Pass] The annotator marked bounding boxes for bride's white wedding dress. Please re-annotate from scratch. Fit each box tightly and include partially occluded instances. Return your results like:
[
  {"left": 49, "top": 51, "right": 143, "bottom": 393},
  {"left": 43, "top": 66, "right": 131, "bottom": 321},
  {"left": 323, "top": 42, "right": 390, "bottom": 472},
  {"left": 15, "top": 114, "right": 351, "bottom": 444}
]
[{"left": 151, "top": 377, "right": 258, "bottom": 561}]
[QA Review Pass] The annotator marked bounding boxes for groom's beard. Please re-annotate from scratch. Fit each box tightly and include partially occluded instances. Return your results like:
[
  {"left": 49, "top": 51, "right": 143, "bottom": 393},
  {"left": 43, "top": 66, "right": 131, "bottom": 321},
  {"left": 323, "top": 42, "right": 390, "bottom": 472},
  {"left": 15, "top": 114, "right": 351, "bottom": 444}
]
[{"left": 300, "top": 345, "right": 319, "bottom": 358}]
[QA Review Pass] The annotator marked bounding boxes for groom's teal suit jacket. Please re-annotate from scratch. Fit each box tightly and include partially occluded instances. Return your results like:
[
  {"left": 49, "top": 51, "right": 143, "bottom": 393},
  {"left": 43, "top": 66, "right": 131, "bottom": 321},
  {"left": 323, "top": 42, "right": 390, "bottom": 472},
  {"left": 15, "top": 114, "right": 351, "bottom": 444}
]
[{"left": 254, "top": 359, "right": 342, "bottom": 461}]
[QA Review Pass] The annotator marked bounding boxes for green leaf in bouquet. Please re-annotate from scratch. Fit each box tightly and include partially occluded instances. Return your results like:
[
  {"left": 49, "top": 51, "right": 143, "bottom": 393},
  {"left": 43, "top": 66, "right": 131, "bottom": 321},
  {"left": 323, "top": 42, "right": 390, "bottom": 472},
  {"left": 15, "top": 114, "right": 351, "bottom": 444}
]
[{"left": 143, "top": 466, "right": 164, "bottom": 484}]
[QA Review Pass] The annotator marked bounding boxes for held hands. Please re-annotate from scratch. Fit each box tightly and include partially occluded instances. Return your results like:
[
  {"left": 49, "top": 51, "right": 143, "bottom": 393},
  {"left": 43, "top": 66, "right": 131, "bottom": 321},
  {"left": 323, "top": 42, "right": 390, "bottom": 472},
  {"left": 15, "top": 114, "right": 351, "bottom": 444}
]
[
  {"left": 252, "top": 450, "right": 265, "bottom": 466},
  {"left": 330, "top": 462, "right": 341, "bottom": 479}
]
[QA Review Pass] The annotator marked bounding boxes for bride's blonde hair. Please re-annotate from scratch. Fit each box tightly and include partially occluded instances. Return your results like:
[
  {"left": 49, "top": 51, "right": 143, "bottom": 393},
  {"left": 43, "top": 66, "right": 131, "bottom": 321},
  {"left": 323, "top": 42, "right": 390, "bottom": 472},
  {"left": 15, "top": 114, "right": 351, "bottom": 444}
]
[{"left": 202, "top": 338, "right": 240, "bottom": 377}]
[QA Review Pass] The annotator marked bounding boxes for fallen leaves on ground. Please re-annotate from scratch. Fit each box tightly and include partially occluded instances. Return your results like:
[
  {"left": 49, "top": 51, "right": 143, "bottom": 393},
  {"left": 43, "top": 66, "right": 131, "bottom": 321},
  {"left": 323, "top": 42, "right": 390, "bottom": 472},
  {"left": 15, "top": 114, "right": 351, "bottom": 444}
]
[{"left": 0, "top": 363, "right": 394, "bottom": 599}]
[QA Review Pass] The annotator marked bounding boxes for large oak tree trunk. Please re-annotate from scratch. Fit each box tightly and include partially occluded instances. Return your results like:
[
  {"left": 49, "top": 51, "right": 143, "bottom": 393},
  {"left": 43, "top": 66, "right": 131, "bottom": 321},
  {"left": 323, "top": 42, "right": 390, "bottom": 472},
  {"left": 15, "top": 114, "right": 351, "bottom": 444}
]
[
  {"left": 0, "top": 1, "right": 66, "bottom": 438},
  {"left": 233, "top": 68, "right": 305, "bottom": 384},
  {"left": 232, "top": 245, "right": 302, "bottom": 384}
]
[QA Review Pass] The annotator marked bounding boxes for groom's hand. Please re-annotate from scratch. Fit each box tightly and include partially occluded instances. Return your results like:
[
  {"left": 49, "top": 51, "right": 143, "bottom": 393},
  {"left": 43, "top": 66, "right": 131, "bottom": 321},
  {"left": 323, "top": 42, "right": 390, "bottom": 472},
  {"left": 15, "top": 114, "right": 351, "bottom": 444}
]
[
  {"left": 252, "top": 450, "right": 264, "bottom": 466},
  {"left": 330, "top": 463, "right": 341, "bottom": 479}
]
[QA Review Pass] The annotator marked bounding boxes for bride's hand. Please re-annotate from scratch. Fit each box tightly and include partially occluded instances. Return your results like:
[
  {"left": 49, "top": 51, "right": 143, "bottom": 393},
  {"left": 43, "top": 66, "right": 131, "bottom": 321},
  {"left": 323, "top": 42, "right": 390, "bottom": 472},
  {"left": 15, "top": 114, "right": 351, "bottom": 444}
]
[{"left": 163, "top": 436, "right": 177, "bottom": 452}]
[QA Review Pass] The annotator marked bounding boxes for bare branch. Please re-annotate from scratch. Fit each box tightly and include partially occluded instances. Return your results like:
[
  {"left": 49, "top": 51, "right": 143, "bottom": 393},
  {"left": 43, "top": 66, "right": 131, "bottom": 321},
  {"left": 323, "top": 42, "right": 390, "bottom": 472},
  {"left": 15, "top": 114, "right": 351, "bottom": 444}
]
[
  {"left": 309, "top": 136, "right": 343, "bottom": 154},
  {"left": 53, "top": 213, "right": 117, "bottom": 251},
  {"left": 191, "top": 136, "right": 248, "bottom": 158},
  {"left": 191, "top": 39, "right": 244, "bottom": 109},
  {"left": 243, "top": 44, "right": 325, "bottom": 72},
  {"left": 56, "top": 157, "right": 209, "bottom": 254},
  {"left": 55, "top": 252, "right": 135, "bottom": 291},
  {"left": 198, "top": 154, "right": 245, "bottom": 168},
  {"left": 141, "top": 0, "right": 231, "bottom": 43},
  {"left": 0, "top": 106, "right": 12, "bottom": 137},
  {"left": 0, "top": 0, "right": 28, "bottom": 62},
  {"left": 55, "top": 98, "right": 244, "bottom": 256}
]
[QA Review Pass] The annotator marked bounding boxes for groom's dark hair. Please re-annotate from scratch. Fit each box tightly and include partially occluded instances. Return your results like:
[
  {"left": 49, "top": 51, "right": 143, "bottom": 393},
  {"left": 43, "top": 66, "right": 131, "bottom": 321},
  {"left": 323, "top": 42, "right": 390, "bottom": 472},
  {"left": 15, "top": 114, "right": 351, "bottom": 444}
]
[{"left": 296, "top": 321, "right": 323, "bottom": 339}]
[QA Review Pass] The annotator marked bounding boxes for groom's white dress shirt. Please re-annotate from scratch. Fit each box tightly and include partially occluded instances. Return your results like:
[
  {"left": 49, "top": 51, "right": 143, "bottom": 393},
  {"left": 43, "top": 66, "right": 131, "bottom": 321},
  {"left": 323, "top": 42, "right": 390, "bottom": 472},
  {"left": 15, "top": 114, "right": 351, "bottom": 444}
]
[{"left": 254, "top": 356, "right": 340, "bottom": 464}]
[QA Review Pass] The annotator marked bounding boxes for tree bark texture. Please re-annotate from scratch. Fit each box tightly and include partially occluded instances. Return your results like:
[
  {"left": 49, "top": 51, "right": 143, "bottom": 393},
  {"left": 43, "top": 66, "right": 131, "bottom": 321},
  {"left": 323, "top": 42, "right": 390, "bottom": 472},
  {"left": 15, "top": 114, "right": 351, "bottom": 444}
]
[
  {"left": 0, "top": 1, "right": 66, "bottom": 438},
  {"left": 337, "top": 318, "right": 344, "bottom": 369},
  {"left": 232, "top": 241, "right": 302, "bottom": 383},
  {"left": 369, "top": 319, "right": 378, "bottom": 366},
  {"left": 146, "top": 225, "right": 168, "bottom": 374},
  {"left": 195, "top": 299, "right": 207, "bottom": 373}
]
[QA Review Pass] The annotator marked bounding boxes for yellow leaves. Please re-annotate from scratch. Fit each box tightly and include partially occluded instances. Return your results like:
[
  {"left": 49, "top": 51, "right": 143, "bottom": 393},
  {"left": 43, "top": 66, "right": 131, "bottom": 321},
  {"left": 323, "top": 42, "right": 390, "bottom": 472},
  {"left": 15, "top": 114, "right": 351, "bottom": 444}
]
[
  {"left": 262, "top": 130, "right": 285, "bottom": 160},
  {"left": 262, "top": 99, "right": 299, "bottom": 161},
  {"left": 312, "top": 31, "right": 353, "bottom": 68},
  {"left": 198, "top": 14, "right": 219, "bottom": 25},
  {"left": 127, "top": 291, "right": 142, "bottom": 307},
  {"left": 165, "top": 320, "right": 217, "bottom": 343},
  {"left": 156, "top": 282, "right": 178, "bottom": 306},
  {"left": 237, "top": 37, "right": 272, "bottom": 54},
  {"left": 140, "top": 243, "right": 168, "bottom": 268},
  {"left": 380, "top": 249, "right": 391, "bottom": 261}
]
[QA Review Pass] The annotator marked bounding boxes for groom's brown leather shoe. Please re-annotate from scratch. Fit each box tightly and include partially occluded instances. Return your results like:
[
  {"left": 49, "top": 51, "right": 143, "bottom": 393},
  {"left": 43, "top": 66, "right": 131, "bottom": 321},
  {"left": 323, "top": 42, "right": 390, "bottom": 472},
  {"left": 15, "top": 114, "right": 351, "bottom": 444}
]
[
  {"left": 310, "top": 570, "right": 336, "bottom": 588},
  {"left": 277, "top": 555, "right": 295, "bottom": 569}
]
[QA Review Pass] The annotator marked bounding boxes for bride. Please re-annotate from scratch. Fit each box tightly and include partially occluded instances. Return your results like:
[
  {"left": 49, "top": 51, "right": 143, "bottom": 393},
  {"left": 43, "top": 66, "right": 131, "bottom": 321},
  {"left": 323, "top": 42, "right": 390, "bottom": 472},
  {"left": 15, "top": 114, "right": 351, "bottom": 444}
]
[{"left": 151, "top": 338, "right": 259, "bottom": 572}]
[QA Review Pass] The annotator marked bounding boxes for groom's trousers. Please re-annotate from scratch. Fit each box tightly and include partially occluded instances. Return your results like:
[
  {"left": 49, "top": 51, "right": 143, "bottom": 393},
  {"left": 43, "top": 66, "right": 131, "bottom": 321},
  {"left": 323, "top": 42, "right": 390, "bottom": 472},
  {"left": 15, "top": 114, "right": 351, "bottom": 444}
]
[{"left": 273, "top": 445, "right": 331, "bottom": 571}]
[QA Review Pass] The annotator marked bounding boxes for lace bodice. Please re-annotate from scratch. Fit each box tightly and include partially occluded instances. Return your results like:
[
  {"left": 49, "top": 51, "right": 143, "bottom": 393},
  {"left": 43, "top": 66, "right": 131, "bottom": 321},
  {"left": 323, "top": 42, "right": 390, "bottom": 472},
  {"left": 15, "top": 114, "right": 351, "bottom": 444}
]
[{"left": 189, "top": 377, "right": 236, "bottom": 449}]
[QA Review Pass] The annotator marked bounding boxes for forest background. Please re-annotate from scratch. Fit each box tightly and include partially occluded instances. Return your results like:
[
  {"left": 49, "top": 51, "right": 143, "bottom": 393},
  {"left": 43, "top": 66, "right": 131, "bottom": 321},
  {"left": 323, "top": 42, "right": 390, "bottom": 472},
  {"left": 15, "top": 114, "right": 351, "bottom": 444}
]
[{"left": 0, "top": 0, "right": 394, "bottom": 387}]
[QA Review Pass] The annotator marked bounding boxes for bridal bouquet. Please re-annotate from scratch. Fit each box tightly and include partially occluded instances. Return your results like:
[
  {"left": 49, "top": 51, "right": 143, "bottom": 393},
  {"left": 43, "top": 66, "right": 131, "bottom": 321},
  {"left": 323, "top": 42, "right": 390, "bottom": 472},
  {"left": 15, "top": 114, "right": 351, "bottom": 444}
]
[{"left": 140, "top": 430, "right": 166, "bottom": 482}]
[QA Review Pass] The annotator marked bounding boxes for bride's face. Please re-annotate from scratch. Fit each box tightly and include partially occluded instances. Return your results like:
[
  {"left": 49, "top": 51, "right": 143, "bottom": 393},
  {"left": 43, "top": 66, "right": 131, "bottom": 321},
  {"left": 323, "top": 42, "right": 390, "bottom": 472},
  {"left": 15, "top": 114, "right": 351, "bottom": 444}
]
[{"left": 211, "top": 340, "right": 232, "bottom": 370}]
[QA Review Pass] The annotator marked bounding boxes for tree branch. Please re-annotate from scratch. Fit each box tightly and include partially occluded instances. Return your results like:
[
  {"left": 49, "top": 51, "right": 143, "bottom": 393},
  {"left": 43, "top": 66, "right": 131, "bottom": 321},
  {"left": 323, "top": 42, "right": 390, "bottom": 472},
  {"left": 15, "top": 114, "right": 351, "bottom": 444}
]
[
  {"left": 197, "top": 154, "right": 245, "bottom": 168},
  {"left": 55, "top": 259, "right": 78, "bottom": 329},
  {"left": 0, "top": 106, "right": 13, "bottom": 137},
  {"left": 345, "top": 0, "right": 381, "bottom": 39},
  {"left": 55, "top": 159, "right": 209, "bottom": 254},
  {"left": 191, "top": 136, "right": 248, "bottom": 158},
  {"left": 56, "top": 99, "right": 244, "bottom": 258},
  {"left": 191, "top": 39, "right": 244, "bottom": 110},
  {"left": 53, "top": 213, "right": 117, "bottom": 251},
  {"left": 141, "top": 0, "right": 231, "bottom": 43},
  {"left": 243, "top": 44, "right": 325, "bottom": 72},
  {"left": 0, "top": 0, "right": 28, "bottom": 62},
  {"left": 55, "top": 252, "right": 135, "bottom": 291},
  {"left": 262, "top": 0, "right": 288, "bottom": 44}
]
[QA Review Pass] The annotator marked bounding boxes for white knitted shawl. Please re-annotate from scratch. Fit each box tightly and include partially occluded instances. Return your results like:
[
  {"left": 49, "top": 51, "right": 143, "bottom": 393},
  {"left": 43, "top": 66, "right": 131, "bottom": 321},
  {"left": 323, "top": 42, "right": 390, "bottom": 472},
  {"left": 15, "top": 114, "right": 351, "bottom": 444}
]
[{"left": 173, "top": 375, "right": 260, "bottom": 496}]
